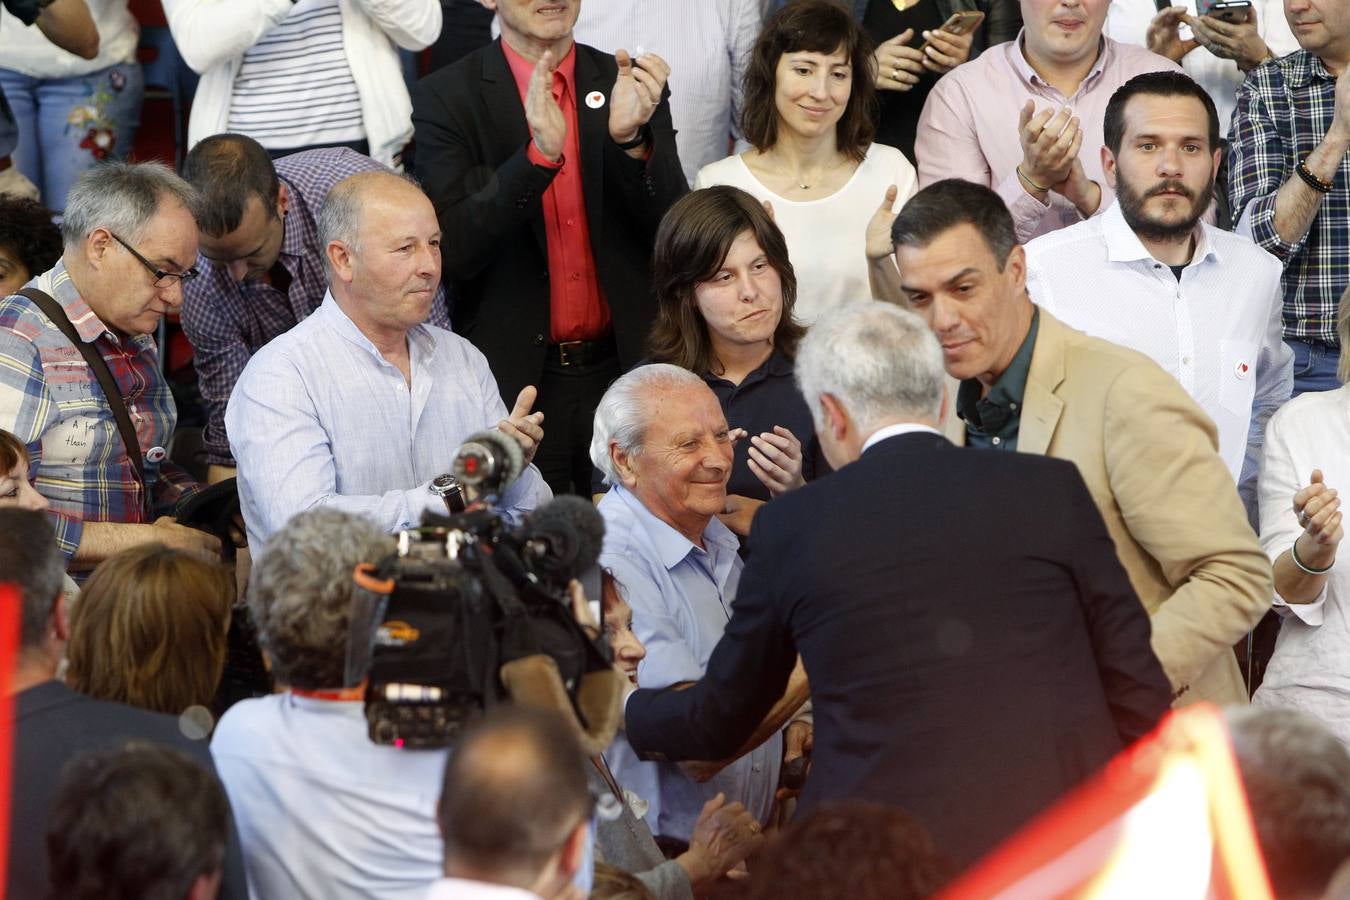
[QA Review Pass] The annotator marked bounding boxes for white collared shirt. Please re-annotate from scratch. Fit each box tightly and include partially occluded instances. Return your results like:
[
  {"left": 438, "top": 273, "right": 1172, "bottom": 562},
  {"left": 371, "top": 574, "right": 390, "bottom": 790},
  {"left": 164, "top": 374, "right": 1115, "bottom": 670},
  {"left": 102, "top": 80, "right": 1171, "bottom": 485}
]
[
  {"left": 424, "top": 877, "right": 539, "bottom": 900},
  {"left": 1025, "top": 200, "right": 1293, "bottom": 505},
  {"left": 860, "top": 423, "right": 943, "bottom": 456}
]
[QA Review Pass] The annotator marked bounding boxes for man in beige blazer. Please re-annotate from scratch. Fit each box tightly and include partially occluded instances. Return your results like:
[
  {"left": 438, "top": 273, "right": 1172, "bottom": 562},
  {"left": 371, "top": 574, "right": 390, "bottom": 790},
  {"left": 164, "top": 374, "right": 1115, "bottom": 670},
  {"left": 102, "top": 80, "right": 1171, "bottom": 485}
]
[{"left": 869, "top": 178, "right": 1271, "bottom": 705}]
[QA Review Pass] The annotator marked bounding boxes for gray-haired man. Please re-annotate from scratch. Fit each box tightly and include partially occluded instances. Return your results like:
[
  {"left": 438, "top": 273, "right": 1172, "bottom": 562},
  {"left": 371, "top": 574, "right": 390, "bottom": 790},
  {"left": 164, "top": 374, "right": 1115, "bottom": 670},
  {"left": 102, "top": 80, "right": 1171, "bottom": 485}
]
[
  {"left": 622, "top": 302, "right": 1172, "bottom": 868},
  {"left": 0, "top": 161, "right": 219, "bottom": 568}
]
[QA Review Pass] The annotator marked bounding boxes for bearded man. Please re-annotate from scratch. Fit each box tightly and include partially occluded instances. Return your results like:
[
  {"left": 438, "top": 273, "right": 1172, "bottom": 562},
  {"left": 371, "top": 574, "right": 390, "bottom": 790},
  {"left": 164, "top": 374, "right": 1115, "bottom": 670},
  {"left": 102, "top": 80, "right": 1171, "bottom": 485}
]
[{"left": 1024, "top": 70, "right": 1292, "bottom": 515}]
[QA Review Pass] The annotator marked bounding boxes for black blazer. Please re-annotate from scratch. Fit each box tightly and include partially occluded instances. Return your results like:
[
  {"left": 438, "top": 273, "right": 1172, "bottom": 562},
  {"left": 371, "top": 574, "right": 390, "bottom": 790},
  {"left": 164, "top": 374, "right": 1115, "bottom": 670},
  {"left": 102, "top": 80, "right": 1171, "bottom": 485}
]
[
  {"left": 411, "top": 40, "right": 689, "bottom": 404},
  {"left": 625, "top": 432, "right": 1173, "bottom": 867}
]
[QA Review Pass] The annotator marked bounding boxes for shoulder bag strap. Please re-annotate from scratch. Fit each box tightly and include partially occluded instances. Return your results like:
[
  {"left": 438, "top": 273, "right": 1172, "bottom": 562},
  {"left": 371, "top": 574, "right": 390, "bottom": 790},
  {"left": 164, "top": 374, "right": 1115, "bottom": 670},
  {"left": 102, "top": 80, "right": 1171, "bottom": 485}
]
[{"left": 18, "top": 287, "right": 147, "bottom": 496}]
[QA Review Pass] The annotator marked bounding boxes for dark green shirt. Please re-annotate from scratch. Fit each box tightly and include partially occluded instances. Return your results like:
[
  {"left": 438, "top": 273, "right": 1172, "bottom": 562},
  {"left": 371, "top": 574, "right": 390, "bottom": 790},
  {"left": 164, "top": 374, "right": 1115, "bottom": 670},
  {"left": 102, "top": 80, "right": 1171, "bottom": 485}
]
[{"left": 957, "top": 307, "right": 1040, "bottom": 451}]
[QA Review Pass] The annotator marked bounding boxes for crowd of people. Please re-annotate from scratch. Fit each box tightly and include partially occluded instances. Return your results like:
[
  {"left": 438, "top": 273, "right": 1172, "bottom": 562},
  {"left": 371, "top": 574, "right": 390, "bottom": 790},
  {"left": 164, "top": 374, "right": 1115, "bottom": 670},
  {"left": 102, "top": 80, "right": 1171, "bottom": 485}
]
[{"left": 3, "top": 0, "right": 1350, "bottom": 897}]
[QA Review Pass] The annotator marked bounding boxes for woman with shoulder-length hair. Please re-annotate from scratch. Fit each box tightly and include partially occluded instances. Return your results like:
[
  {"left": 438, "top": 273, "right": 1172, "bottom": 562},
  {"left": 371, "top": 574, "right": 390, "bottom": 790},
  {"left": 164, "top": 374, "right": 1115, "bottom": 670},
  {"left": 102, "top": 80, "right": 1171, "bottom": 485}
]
[
  {"left": 645, "top": 185, "right": 827, "bottom": 536},
  {"left": 694, "top": 0, "right": 916, "bottom": 326},
  {"left": 66, "top": 544, "right": 234, "bottom": 718}
]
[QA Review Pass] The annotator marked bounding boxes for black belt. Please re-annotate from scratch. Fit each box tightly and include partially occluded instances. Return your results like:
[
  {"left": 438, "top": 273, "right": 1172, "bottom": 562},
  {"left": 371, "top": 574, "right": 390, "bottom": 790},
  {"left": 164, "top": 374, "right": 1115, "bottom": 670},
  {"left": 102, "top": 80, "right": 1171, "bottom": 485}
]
[{"left": 546, "top": 335, "right": 617, "bottom": 368}]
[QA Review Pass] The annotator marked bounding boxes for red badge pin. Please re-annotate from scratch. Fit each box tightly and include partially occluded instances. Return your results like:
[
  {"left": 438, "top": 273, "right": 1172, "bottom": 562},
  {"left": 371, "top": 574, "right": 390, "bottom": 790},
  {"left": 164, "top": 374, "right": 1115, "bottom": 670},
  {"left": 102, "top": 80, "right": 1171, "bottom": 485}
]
[
  {"left": 1234, "top": 361, "right": 1250, "bottom": 379},
  {"left": 585, "top": 91, "right": 605, "bottom": 109}
]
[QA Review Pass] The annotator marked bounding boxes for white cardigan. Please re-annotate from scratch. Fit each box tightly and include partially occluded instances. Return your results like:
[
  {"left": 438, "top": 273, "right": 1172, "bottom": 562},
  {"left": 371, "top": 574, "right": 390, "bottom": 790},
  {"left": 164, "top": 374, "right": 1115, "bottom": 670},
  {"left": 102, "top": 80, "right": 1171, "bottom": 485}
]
[{"left": 163, "top": 0, "right": 441, "bottom": 167}]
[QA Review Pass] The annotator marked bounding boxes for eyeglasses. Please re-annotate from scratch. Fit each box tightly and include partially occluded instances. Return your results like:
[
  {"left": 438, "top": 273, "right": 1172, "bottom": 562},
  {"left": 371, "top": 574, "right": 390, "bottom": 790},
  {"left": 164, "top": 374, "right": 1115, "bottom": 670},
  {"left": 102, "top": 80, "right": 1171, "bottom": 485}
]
[{"left": 110, "top": 232, "right": 200, "bottom": 287}]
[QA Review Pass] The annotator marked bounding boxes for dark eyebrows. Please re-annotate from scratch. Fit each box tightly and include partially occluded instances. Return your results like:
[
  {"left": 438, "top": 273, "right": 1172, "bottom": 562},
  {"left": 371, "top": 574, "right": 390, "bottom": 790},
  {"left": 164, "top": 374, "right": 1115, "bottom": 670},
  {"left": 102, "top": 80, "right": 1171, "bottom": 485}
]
[{"left": 899, "top": 267, "right": 981, "bottom": 294}]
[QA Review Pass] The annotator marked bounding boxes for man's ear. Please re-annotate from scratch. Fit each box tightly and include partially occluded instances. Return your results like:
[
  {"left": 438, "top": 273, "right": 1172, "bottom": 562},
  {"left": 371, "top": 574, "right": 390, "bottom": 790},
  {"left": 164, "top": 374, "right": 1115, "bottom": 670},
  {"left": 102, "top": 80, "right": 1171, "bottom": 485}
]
[
  {"left": 610, "top": 442, "right": 638, "bottom": 489},
  {"left": 276, "top": 183, "right": 291, "bottom": 219},
  {"left": 85, "top": 227, "right": 115, "bottom": 268},
  {"left": 1004, "top": 244, "right": 1028, "bottom": 294},
  {"left": 557, "top": 820, "right": 589, "bottom": 879},
  {"left": 936, "top": 381, "right": 950, "bottom": 429},
  {"left": 51, "top": 593, "right": 69, "bottom": 644},
  {"left": 1100, "top": 144, "right": 1118, "bottom": 191},
  {"left": 185, "top": 868, "right": 223, "bottom": 900},
  {"left": 1210, "top": 147, "right": 1223, "bottom": 188},
  {"left": 326, "top": 240, "right": 355, "bottom": 284},
  {"left": 819, "top": 393, "right": 849, "bottom": 443}
]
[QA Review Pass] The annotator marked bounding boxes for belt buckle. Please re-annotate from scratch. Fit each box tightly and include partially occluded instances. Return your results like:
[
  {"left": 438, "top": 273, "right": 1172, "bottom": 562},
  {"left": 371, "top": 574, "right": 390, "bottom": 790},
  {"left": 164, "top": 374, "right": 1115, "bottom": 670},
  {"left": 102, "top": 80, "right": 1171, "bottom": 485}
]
[{"left": 557, "top": 339, "right": 585, "bottom": 367}]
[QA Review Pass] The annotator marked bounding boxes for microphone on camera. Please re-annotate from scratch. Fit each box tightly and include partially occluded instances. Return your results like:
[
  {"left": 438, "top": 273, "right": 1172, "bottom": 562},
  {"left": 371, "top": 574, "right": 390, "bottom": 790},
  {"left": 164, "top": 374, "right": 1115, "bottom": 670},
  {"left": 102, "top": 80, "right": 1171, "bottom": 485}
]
[
  {"left": 453, "top": 430, "right": 525, "bottom": 497},
  {"left": 526, "top": 495, "right": 606, "bottom": 583}
]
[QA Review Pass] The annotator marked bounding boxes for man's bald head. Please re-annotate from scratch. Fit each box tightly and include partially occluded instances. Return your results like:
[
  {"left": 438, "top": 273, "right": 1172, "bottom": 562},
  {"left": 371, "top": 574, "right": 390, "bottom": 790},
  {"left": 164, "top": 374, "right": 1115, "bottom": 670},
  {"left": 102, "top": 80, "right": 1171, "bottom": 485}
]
[
  {"left": 437, "top": 708, "right": 591, "bottom": 882},
  {"left": 317, "top": 172, "right": 442, "bottom": 339},
  {"left": 317, "top": 171, "right": 425, "bottom": 276}
]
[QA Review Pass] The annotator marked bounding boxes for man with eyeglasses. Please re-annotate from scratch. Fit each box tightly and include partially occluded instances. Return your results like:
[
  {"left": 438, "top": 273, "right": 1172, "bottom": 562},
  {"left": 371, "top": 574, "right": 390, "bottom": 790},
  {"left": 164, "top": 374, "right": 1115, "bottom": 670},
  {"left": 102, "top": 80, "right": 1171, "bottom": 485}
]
[{"left": 0, "top": 161, "right": 220, "bottom": 570}]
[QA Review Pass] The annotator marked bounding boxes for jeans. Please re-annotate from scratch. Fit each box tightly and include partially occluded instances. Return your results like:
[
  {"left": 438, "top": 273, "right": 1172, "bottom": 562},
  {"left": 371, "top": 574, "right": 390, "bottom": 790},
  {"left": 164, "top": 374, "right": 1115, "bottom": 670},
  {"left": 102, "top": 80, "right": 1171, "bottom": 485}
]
[
  {"left": 0, "top": 62, "right": 144, "bottom": 210},
  {"left": 1287, "top": 338, "right": 1342, "bottom": 396}
]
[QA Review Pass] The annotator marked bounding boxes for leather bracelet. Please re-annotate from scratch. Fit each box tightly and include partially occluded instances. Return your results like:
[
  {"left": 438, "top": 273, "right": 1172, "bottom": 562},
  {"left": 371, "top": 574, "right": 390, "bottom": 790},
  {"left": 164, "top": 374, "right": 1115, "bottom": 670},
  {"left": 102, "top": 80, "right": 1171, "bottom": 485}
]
[
  {"left": 1291, "top": 538, "right": 1335, "bottom": 575},
  {"left": 1296, "top": 158, "right": 1334, "bottom": 194},
  {"left": 613, "top": 126, "right": 650, "bottom": 151},
  {"left": 1016, "top": 164, "right": 1050, "bottom": 194}
]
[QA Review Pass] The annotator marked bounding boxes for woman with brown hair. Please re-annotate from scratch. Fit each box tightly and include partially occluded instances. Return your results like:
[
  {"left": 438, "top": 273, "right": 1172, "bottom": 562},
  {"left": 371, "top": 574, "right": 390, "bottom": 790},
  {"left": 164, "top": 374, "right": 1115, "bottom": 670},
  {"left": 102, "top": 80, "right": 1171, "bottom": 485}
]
[
  {"left": 0, "top": 429, "right": 48, "bottom": 512},
  {"left": 65, "top": 544, "right": 234, "bottom": 718},
  {"left": 645, "top": 185, "right": 826, "bottom": 536},
  {"left": 693, "top": 0, "right": 916, "bottom": 326}
]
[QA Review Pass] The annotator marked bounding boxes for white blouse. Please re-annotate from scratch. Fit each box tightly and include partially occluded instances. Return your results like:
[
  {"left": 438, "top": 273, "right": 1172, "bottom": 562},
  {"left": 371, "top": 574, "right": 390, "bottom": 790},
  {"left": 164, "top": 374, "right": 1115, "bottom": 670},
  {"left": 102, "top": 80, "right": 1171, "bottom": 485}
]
[
  {"left": 1252, "top": 384, "right": 1350, "bottom": 745},
  {"left": 694, "top": 142, "right": 917, "bottom": 326}
]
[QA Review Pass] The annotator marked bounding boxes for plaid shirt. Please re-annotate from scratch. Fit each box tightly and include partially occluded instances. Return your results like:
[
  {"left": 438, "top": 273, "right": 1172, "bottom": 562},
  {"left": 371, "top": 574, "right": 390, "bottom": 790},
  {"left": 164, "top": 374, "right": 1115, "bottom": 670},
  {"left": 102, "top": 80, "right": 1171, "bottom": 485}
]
[
  {"left": 1229, "top": 49, "right": 1347, "bottom": 347},
  {"left": 181, "top": 148, "right": 453, "bottom": 466},
  {"left": 0, "top": 262, "right": 200, "bottom": 561}
]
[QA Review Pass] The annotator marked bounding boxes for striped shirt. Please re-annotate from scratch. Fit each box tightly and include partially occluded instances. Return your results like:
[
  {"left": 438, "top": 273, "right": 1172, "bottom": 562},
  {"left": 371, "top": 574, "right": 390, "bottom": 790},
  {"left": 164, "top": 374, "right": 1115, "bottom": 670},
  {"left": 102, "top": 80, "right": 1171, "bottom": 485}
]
[
  {"left": 0, "top": 261, "right": 200, "bottom": 561},
  {"left": 226, "top": 0, "right": 365, "bottom": 151},
  {"left": 1230, "top": 49, "right": 1347, "bottom": 347}
]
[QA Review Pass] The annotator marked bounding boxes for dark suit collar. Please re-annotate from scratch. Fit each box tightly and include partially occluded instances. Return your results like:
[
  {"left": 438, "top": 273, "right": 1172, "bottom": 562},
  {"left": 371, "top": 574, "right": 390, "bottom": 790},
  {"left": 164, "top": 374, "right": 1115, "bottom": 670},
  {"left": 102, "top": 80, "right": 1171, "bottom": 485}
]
[
  {"left": 16, "top": 679, "right": 81, "bottom": 718},
  {"left": 861, "top": 429, "right": 950, "bottom": 456},
  {"left": 573, "top": 44, "right": 608, "bottom": 242}
]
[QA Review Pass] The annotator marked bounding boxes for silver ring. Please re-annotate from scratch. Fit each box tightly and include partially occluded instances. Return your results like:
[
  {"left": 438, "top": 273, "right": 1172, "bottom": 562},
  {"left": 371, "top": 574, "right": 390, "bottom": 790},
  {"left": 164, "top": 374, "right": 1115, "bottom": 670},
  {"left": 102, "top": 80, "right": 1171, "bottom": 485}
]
[{"left": 891, "top": 67, "right": 901, "bottom": 81}]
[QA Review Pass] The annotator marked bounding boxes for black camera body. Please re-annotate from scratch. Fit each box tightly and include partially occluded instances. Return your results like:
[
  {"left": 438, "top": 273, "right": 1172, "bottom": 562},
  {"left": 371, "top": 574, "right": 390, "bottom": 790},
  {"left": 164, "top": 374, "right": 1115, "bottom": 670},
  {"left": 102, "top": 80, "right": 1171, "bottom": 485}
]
[{"left": 347, "top": 504, "right": 617, "bottom": 750}]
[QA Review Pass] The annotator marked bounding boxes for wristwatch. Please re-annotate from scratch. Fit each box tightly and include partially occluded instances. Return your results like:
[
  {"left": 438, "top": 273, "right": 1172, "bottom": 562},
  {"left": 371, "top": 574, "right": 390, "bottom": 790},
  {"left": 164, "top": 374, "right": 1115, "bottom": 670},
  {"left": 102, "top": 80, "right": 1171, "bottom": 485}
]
[{"left": 429, "top": 474, "right": 467, "bottom": 515}]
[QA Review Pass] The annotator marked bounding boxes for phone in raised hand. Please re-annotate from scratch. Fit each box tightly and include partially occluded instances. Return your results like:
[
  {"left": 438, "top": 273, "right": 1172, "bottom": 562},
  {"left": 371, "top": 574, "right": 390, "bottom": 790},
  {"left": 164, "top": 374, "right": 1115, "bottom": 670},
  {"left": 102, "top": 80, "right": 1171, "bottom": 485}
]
[{"left": 919, "top": 10, "right": 985, "bottom": 55}]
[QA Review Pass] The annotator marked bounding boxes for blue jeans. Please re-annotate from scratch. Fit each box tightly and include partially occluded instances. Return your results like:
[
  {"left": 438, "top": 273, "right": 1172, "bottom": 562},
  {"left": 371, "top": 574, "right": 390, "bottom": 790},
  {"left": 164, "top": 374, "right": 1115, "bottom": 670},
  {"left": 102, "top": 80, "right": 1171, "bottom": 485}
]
[
  {"left": 0, "top": 62, "right": 143, "bottom": 210},
  {"left": 1288, "top": 338, "right": 1342, "bottom": 396}
]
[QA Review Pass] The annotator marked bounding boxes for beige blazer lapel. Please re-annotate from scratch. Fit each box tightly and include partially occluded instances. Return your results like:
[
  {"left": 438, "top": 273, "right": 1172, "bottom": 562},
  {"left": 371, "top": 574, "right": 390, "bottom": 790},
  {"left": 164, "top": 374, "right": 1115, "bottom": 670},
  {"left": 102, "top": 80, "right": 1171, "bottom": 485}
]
[{"left": 1017, "top": 309, "right": 1067, "bottom": 456}]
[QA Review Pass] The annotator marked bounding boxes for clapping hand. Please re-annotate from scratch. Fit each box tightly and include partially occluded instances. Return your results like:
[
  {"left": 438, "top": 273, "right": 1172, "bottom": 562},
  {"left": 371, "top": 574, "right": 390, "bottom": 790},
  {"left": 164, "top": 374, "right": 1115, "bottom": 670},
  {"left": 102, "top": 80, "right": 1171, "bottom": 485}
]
[
  {"left": 498, "top": 385, "right": 545, "bottom": 466},
  {"left": 1295, "top": 469, "right": 1343, "bottom": 552},
  {"left": 866, "top": 184, "right": 900, "bottom": 261},
  {"left": 609, "top": 49, "right": 670, "bottom": 145},
  {"left": 748, "top": 426, "right": 806, "bottom": 496},
  {"left": 1018, "top": 102, "right": 1082, "bottom": 193},
  {"left": 525, "top": 51, "right": 566, "bottom": 162}
]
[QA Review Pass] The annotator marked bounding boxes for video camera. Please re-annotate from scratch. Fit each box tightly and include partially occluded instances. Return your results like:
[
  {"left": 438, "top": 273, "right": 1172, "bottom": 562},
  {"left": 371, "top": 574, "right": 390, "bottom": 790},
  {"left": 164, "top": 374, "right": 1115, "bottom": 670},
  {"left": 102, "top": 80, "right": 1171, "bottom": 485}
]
[{"left": 343, "top": 430, "right": 624, "bottom": 753}]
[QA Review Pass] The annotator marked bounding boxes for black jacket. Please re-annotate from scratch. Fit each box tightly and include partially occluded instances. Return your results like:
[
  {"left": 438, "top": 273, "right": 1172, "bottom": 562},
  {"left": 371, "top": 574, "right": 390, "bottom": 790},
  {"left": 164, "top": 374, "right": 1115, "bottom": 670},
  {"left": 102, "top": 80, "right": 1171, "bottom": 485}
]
[
  {"left": 411, "top": 40, "right": 689, "bottom": 404},
  {"left": 8, "top": 681, "right": 248, "bottom": 900},
  {"left": 625, "top": 432, "right": 1172, "bottom": 867}
]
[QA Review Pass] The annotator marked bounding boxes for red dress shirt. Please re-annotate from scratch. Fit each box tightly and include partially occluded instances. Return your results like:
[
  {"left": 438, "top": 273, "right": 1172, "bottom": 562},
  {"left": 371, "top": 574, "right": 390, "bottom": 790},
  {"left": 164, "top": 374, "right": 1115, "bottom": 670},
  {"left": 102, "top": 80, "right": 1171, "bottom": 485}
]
[{"left": 502, "top": 41, "right": 611, "bottom": 343}]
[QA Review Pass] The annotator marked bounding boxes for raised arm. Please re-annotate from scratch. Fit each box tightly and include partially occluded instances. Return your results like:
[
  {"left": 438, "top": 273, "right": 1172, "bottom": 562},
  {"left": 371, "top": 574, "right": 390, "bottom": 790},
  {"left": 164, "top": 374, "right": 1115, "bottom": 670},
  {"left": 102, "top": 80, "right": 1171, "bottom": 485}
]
[
  {"left": 34, "top": 0, "right": 98, "bottom": 59},
  {"left": 161, "top": 0, "right": 295, "bottom": 75},
  {"left": 348, "top": 0, "right": 442, "bottom": 50}
]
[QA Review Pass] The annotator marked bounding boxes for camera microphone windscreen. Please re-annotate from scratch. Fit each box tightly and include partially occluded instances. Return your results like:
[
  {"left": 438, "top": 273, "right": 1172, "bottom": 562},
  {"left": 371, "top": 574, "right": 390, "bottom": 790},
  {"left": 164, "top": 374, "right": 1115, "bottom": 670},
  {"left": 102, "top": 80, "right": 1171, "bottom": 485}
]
[
  {"left": 453, "top": 429, "right": 524, "bottom": 495},
  {"left": 528, "top": 495, "right": 606, "bottom": 582}
]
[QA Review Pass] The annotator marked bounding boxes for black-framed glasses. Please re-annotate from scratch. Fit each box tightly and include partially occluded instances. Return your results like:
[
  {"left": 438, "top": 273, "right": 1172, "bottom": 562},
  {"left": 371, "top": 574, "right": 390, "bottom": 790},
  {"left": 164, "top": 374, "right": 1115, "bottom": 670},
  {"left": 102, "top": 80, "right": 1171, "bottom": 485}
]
[{"left": 110, "top": 232, "right": 200, "bottom": 287}]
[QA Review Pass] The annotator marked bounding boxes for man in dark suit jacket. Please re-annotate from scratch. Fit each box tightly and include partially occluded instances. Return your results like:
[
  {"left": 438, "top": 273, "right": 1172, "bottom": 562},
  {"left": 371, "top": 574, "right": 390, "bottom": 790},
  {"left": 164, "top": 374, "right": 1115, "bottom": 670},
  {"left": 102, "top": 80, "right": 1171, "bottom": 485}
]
[
  {"left": 623, "top": 303, "right": 1174, "bottom": 868},
  {"left": 410, "top": 0, "right": 687, "bottom": 495},
  {"left": 0, "top": 509, "right": 247, "bottom": 900}
]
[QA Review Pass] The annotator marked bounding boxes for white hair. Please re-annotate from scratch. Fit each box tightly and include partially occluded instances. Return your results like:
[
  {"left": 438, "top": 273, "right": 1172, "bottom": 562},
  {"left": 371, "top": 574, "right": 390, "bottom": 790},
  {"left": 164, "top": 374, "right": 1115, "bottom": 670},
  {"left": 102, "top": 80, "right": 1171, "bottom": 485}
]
[
  {"left": 589, "top": 363, "right": 708, "bottom": 486},
  {"left": 795, "top": 301, "right": 945, "bottom": 434},
  {"left": 61, "top": 161, "right": 198, "bottom": 250}
]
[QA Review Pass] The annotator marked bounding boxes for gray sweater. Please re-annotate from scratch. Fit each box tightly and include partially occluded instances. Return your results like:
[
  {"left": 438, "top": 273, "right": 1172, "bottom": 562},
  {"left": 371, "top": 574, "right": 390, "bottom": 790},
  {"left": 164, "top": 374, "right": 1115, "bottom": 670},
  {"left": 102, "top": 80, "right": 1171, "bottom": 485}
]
[{"left": 589, "top": 761, "right": 694, "bottom": 900}]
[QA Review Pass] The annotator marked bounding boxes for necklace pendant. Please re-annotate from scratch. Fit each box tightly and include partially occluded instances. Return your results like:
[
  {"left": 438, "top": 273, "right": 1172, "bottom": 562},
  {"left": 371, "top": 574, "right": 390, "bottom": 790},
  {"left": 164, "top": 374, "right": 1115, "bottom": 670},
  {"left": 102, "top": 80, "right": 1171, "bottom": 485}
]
[
  {"left": 890, "top": 0, "right": 922, "bottom": 10},
  {"left": 798, "top": 182, "right": 810, "bottom": 190}
]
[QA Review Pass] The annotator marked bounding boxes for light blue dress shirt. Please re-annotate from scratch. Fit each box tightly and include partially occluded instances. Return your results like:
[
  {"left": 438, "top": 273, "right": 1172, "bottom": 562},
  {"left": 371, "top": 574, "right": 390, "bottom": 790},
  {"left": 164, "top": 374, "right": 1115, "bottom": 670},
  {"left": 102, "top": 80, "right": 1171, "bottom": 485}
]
[
  {"left": 598, "top": 484, "right": 780, "bottom": 841},
  {"left": 226, "top": 293, "right": 551, "bottom": 549}
]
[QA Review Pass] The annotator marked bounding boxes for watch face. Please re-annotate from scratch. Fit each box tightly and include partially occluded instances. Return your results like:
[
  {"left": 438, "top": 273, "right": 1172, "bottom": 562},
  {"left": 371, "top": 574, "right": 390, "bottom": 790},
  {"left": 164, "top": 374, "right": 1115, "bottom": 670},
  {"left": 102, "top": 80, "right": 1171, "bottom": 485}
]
[{"left": 431, "top": 474, "right": 459, "bottom": 494}]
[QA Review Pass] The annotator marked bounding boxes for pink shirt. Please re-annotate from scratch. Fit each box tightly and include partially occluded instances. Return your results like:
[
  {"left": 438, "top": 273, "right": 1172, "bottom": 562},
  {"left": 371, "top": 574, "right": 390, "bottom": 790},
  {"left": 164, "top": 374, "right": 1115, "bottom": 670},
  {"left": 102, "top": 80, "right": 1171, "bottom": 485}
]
[{"left": 915, "top": 32, "right": 1179, "bottom": 242}]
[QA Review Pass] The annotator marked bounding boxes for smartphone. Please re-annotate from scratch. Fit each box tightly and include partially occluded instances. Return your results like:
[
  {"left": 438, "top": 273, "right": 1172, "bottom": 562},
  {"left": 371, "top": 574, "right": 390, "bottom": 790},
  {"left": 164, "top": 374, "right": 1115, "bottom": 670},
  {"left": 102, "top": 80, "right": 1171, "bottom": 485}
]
[
  {"left": 1198, "top": 0, "right": 1253, "bottom": 24},
  {"left": 920, "top": 10, "right": 985, "bottom": 54}
]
